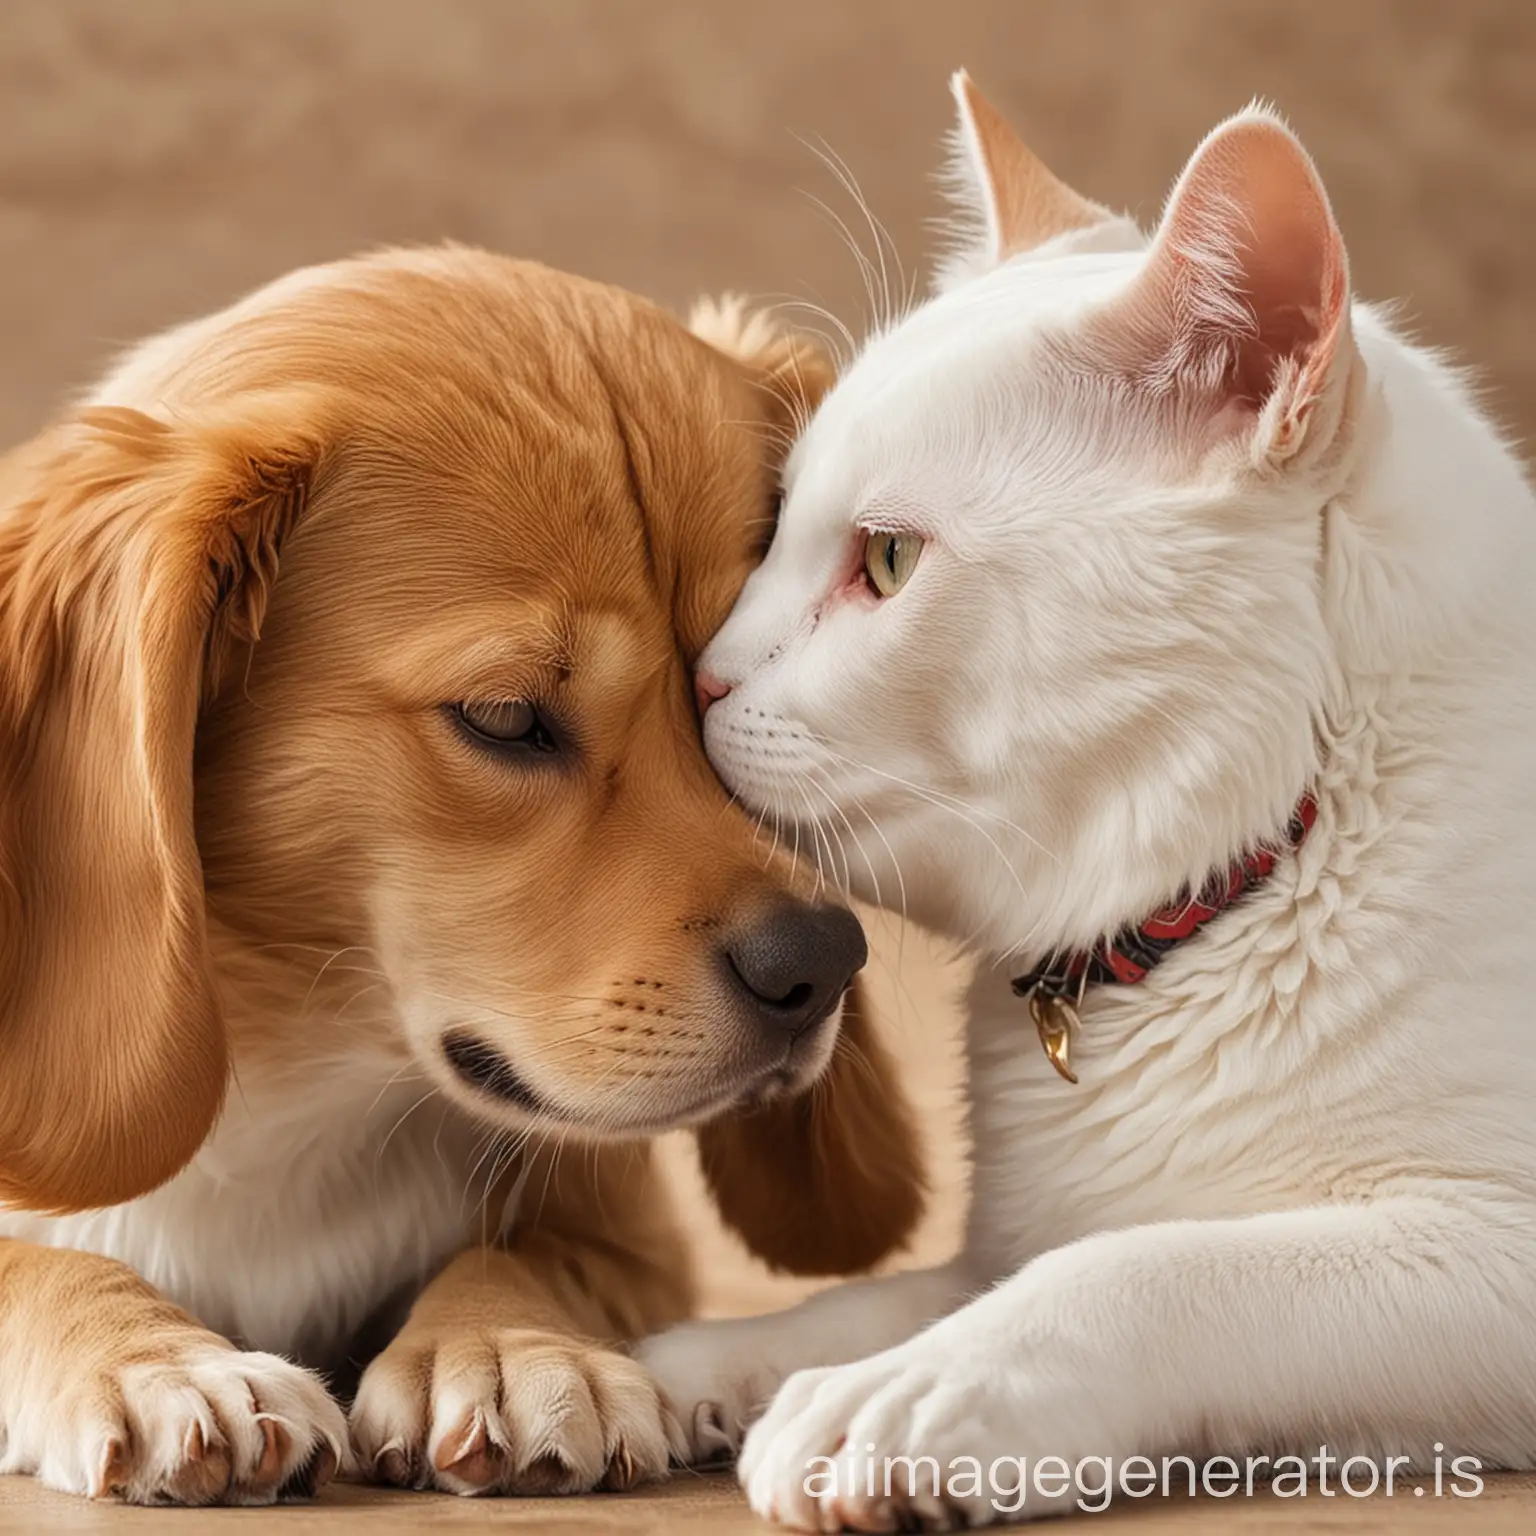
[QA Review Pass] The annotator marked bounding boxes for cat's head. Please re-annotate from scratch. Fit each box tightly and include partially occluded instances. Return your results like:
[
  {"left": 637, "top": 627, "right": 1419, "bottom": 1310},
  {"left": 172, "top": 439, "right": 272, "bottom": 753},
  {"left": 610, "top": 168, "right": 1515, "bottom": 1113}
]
[{"left": 698, "top": 75, "right": 1365, "bottom": 958}]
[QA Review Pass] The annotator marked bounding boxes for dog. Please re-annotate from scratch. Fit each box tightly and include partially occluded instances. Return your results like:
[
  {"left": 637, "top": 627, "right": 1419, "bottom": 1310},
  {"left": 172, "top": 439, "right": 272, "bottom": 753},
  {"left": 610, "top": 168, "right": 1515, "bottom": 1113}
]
[{"left": 0, "top": 247, "right": 923, "bottom": 1504}]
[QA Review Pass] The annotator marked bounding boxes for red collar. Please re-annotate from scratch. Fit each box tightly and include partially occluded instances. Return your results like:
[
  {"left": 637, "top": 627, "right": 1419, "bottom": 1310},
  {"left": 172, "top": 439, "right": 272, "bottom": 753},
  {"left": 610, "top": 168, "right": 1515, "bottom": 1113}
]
[{"left": 1012, "top": 792, "right": 1317, "bottom": 1080}]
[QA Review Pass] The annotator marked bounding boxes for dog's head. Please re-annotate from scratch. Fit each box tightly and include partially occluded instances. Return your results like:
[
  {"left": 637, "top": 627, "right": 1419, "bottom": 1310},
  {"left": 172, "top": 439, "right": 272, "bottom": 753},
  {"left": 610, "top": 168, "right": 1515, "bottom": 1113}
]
[{"left": 0, "top": 249, "right": 922, "bottom": 1272}]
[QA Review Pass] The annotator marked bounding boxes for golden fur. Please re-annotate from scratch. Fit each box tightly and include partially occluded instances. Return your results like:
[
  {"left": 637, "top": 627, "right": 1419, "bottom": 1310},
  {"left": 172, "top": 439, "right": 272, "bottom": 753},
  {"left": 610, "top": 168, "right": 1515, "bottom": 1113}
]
[{"left": 0, "top": 247, "right": 922, "bottom": 1503}]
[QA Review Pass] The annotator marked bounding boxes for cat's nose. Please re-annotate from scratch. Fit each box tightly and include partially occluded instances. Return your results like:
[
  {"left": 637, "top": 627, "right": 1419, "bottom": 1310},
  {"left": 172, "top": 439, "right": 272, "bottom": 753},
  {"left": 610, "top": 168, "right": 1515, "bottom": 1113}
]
[{"left": 695, "top": 670, "right": 731, "bottom": 717}]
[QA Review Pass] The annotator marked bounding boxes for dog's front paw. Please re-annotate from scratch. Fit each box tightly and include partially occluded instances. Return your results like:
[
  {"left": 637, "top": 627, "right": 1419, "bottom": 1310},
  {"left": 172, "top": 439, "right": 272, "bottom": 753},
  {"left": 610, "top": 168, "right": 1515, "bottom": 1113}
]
[
  {"left": 13, "top": 1344, "right": 347, "bottom": 1507},
  {"left": 635, "top": 1316, "right": 786, "bottom": 1466},
  {"left": 352, "top": 1328, "right": 685, "bottom": 1496},
  {"left": 740, "top": 1337, "right": 1117, "bottom": 1531}
]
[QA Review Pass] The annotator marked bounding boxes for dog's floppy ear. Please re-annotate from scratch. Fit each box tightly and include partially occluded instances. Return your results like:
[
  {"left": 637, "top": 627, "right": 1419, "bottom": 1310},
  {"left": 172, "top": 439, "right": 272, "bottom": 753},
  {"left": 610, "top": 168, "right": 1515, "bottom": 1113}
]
[
  {"left": 0, "top": 393, "right": 326, "bottom": 1211},
  {"left": 689, "top": 294, "right": 837, "bottom": 433},
  {"left": 694, "top": 976, "right": 926, "bottom": 1276}
]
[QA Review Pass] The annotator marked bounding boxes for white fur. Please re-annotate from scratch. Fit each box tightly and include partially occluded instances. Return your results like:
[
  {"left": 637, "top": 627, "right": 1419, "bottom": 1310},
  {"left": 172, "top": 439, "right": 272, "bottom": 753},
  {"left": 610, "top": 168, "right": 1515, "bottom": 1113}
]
[
  {"left": 0, "top": 1047, "right": 479, "bottom": 1367},
  {"left": 0, "top": 1006, "right": 469, "bottom": 1498},
  {"left": 641, "top": 104, "right": 1536, "bottom": 1528}
]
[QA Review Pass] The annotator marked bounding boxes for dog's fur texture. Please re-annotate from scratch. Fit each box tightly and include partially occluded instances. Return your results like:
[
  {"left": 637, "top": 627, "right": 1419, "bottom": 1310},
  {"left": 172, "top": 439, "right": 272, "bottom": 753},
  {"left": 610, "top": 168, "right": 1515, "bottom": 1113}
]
[
  {"left": 0, "top": 248, "right": 924, "bottom": 1504},
  {"left": 640, "top": 75, "right": 1536, "bottom": 1527}
]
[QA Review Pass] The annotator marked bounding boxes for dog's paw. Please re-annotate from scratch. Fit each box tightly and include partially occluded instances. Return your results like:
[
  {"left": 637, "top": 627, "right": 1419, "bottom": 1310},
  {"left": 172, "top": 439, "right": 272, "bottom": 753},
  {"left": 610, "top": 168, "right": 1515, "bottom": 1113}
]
[
  {"left": 739, "top": 1335, "right": 1116, "bottom": 1531},
  {"left": 352, "top": 1327, "right": 686, "bottom": 1496},
  {"left": 14, "top": 1345, "right": 346, "bottom": 1506},
  {"left": 635, "top": 1317, "right": 785, "bottom": 1466}
]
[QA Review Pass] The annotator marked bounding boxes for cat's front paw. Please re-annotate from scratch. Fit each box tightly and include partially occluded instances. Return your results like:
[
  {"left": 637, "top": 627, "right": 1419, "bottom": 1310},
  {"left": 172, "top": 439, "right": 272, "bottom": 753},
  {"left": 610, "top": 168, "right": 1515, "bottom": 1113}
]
[
  {"left": 634, "top": 1317, "right": 786, "bottom": 1466},
  {"left": 740, "top": 1337, "right": 1120, "bottom": 1530}
]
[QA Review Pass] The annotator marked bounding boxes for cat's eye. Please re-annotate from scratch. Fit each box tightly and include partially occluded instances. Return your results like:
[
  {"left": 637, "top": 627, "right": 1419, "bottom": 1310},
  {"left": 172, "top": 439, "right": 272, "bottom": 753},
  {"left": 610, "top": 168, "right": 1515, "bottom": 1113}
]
[
  {"left": 452, "top": 700, "right": 559, "bottom": 754},
  {"left": 862, "top": 529, "right": 924, "bottom": 598}
]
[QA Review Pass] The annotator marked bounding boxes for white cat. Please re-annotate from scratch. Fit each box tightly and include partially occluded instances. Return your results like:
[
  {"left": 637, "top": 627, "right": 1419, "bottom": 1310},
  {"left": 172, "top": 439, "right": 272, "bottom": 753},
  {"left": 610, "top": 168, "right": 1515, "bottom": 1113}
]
[{"left": 638, "top": 72, "right": 1536, "bottom": 1528}]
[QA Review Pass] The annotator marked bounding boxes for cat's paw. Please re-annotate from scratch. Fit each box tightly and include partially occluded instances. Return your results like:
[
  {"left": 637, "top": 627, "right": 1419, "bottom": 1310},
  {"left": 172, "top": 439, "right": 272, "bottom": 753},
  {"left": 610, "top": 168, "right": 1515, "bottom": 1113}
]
[
  {"left": 352, "top": 1327, "right": 686, "bottom": 1495},
  {"left": 740, "top": 1335, "right": 1118, "bottom": 1530},
  {"left": 635, "top": 1317, "right": 787, "bottom": 1466}
]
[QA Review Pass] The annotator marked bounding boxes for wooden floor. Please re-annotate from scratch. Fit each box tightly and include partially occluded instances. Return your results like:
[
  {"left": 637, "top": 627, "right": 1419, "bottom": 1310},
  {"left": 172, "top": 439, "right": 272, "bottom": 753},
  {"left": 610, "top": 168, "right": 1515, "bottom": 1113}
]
[{"left": 3, "top": 1472, "right": 1535, "bottom": 1534}]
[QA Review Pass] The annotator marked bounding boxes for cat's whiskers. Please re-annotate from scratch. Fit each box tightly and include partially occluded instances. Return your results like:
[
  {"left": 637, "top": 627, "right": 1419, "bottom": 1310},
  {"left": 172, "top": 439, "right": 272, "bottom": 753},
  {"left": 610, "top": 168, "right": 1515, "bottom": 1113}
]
[
  {"left": 822, "top": 766, "right": 915, "bottom": 943},
  {"left": 760, "top": 294, "right": 857, "bottom": 368},
  {"left": 804, "top": 761, "right": 885, "bottom": 909},
  {"left": 814, "top": 746, "right": 1036, "bottom": 913},
  {"left": 797, "top": 187, "right": 887, "bottom": 341},
  {"left": 817, "top": 742, "right": 1057, "bottom": 863},
  {"left": 809, "top": 784, "right": 841, "bottom": 898},
  {"left": 799, "top": 134, "right": 913, "bottom": 334},
  {"left": 801, "top": 782, "right": 836, "bottom": 898},
  {"left": 798, "top": 767, "right": 938, "bottom": 1031},
  {"left": 764, "top": 796, "right": 785, "bottom": 869},
  {"left": 778, "top": 771, "right": 827, "bottom": 895},
  {"left": 803, "top": 776, "right": 855, "bottom": 898},
  {"left": 717, "top": 411, "right": 800, "bottom": 457}
]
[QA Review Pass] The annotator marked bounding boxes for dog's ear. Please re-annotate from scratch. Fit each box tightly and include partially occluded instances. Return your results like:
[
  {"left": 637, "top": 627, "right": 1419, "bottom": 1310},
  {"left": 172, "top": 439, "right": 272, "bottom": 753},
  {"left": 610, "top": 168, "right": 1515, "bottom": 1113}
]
[
  {"left": 689, "top": 294, "right": 837, "bottom": 436},
  {"left": 694, "top": 976, "right": 927, "bottom": 1276},
  {"left": 0, "top": 393, "right": 327, "bottom": 1211}
]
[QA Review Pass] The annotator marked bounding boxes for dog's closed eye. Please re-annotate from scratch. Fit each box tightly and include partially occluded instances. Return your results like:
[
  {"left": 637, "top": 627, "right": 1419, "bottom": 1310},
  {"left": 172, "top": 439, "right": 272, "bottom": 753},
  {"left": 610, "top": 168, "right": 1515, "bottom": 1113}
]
[{"left": 450, "top": 699, "right": 561, "bottom": 756}]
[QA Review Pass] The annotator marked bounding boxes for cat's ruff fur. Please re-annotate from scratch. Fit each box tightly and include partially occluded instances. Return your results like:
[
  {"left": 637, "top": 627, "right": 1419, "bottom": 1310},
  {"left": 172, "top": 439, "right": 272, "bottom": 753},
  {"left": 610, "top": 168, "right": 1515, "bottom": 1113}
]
[{"left": 639, "top": 75, "right": 1536, "bottom": 1527}]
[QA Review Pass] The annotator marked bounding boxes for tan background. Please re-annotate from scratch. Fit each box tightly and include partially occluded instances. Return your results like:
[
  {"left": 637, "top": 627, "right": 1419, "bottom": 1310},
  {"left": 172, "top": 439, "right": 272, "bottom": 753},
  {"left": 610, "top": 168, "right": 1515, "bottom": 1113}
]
[
  {"left": 2, "top": 0, "right": 1533, "bottom": 446},
  {"left": 1, "top": 1, "right": 1531, "bottom": 1529}
]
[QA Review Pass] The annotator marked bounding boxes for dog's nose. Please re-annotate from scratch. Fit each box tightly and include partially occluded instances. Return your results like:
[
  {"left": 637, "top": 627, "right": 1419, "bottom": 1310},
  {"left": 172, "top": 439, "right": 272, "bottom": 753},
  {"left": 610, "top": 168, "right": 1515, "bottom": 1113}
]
[
  {"left": 695, "top": 670, "right": 731, "bottom": 718},
  {"left": 722, "top": 901, "right": 868, "bottom": 1035}
]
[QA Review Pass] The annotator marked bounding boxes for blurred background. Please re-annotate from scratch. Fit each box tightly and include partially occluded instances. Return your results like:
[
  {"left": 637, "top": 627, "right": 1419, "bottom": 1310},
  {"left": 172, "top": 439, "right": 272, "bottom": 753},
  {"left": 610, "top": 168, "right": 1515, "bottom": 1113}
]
[
  {"left": 1, "top": 1, "right": 1532, "bottom": 445},
  {"left": 1, "top": 0, "right": 1529, "bottom": 1310}
]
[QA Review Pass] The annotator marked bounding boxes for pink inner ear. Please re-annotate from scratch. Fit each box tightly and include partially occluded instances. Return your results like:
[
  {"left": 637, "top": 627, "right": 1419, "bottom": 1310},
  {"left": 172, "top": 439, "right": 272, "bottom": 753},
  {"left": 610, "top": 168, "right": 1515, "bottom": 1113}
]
[{"left": 1093, "top": 114, "right": 1349, "bottom": 432}]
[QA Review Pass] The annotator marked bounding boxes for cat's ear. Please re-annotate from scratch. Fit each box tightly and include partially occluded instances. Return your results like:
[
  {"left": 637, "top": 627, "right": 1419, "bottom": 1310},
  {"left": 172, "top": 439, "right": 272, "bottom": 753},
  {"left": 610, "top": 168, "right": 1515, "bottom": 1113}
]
[
  {"left": 1091, "top": 106, "right": 1355, "bottom": 468},
  {"left": 938, "top": 69, "right": 1142, "bottom": 287}
]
